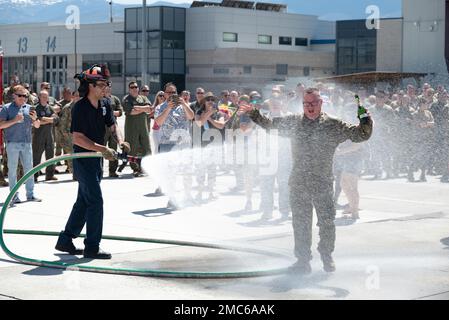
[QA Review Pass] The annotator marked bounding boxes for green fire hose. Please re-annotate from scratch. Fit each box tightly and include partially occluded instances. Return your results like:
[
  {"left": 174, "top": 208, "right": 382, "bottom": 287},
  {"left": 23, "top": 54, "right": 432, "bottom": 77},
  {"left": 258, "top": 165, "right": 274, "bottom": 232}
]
[{"left": 0, "top": 153, "right": 289, "bottom": 278}]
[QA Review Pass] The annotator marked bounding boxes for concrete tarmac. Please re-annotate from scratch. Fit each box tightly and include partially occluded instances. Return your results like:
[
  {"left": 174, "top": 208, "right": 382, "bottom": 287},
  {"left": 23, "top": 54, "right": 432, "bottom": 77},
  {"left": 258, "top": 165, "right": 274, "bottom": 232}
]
[{"left": 0, "top": 165, "right": 448, "bottom": 300}]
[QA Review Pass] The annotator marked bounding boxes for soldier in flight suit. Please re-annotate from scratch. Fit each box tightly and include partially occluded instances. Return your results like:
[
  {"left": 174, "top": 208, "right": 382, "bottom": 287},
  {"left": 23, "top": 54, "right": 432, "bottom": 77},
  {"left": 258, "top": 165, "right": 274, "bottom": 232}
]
[
  {"left": 241, "top": 88, "right": 373, "bottom": 274},
  {"left": 122, "top": 82, "right": 152, "bottom": 177}
]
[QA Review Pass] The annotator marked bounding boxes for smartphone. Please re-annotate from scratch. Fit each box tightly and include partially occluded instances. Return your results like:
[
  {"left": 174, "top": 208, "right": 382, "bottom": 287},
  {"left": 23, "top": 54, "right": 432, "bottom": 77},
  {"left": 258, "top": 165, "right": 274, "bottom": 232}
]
[
  {"left": 29, "top": 105, "right": 36, "bottom": 112},
  {"left": 170, "top": 94, "right": 180, "bottom": 105}
]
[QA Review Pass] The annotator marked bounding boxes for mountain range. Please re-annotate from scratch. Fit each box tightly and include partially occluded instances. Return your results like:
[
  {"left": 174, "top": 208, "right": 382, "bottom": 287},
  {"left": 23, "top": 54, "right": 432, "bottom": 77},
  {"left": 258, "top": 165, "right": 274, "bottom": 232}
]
[
  {"left": 0, "top": 0, "right": 190, "bottom": 25},
  {"left": 0, "top": 0, "right": 402, "bottom": 25}
]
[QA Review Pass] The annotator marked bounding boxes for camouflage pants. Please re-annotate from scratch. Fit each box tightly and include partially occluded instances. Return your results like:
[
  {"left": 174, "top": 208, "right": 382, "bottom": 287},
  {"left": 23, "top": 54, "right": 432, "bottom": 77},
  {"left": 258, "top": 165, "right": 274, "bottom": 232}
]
[
  {"left": 104, "top": 129, "right": 118, "bottom": 174},
  {"left": 125, "top": 128, "right": 151, "bottom": 172},
  {"left": 290, "top": 179, "right": 336, "bottom": 263},
  {"left": 54, "top": 128, "right": 63, "bottom": 157},
  {"left": 60, "top": 132, "right": 73, "bottom": 173}
]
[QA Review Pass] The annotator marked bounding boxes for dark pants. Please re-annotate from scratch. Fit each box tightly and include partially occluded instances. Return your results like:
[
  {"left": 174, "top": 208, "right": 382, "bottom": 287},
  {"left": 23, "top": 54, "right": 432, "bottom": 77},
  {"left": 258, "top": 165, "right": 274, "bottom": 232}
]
[
  {"left": 57, "top": 158, "right": 104, "bottom": 252},
  {"left": 32, "top": 132, "right": 55, "bottom": 179},
  {"left": 290, "top": 179, "right": 336, "bottom": 263}
]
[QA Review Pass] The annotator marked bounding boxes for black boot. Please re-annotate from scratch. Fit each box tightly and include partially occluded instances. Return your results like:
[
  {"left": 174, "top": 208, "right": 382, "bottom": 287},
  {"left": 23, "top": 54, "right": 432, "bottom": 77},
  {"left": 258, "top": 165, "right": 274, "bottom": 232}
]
[{"left": 321, "top": 253, "right": 336, "bottom": 273}]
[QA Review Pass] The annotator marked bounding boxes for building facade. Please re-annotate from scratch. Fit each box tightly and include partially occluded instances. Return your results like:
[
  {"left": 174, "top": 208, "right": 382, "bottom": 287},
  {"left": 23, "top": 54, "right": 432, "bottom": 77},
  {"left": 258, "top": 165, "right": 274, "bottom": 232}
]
[
  {"left": 336, "top": 18, "right": 403, "bottom": 75},
  {"left": 1, "top": 1, "right": 338, "bottom": 99},
  {"left": 124, "top": 6, "right": 186, "bottom": 95},
  {"left": 0, "top": 21, "right": 125, "bottom": 98},
  {"left": 185, "top": 3, "right": 336, "bottom": 94},
  {"left": 402, "top": 0, "right": 448, "bottom": 77}
]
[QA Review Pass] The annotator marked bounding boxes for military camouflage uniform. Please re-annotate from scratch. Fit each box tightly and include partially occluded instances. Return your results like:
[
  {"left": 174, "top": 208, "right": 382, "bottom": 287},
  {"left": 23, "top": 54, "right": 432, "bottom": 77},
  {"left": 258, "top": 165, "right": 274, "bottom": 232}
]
[
  {"left": 56, "top": 101, "right": 74, "bottom": 173},
  {"left": 104, "top": 95, "right": 124, "bottom": 175},
  {"left": 54, "top": 98, "right": 71, "bottom": 159},
  {"left": 122, "top": 94, "right": 151, "bottom": 173},
  {"left": 249, "top": 110, "right": 373, "bottom": 264}
]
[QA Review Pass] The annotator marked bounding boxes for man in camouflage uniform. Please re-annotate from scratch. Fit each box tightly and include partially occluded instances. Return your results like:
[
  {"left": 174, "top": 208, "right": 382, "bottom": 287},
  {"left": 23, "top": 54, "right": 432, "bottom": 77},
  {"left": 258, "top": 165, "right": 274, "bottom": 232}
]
[
  {"left": 104, "top": 86, "right": 124, "bottom": 177},
  {"left": 122, "top": 81, "right": 152, "bottom": 177},
  {"left": 55, "top": 87, "right": 73, "bottom": 161},
  {"left": 241, "top": 88, "right": 373, "bottom": 274},
  {"left": 56, "top": 91, "right": 79, "bottom": 176}
]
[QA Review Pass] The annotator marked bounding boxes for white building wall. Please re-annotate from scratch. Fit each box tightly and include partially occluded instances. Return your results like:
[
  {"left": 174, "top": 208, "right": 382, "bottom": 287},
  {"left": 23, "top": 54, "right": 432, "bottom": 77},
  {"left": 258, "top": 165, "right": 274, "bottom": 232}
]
[
  {"left": 0, "top": 22, "right": 124, "bottom": 56},
  {"left": 0, "top": 22, "right": 125, "bottom": 96},
  {"left": 186, "top": 7, "right": 335, "bottom": 51},
  {"left": 402, "top": 0, "right": 447, "bottom": 75},
  {"left": 377, "top": 18, "right": 403, "bottom": 72}
]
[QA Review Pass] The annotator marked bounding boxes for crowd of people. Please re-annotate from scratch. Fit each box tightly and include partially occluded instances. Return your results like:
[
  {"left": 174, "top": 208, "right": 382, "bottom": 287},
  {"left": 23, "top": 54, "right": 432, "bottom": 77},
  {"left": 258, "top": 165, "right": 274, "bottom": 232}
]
[{"left": 1, "top": 74, "right": 449, "bottom": 220}]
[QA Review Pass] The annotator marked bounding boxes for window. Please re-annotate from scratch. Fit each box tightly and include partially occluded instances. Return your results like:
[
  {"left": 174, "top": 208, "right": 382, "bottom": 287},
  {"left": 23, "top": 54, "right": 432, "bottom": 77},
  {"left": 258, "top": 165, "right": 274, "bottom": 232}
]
[
  {"left": 303, "top": 67, "right": 310, "bottom": 76},
  {"left": 223, "top": 32, "right": 238, "bottom": 42},
  {"left": 163, "top": 7, "right": 174, "bottom": 31},
  {"left": 163, "top": 59, "right": 173, "bottom": 73},
  {"left": 243, "top": 66, "right": 252, "bottom": 74},
  {"left": 276, "top": 64, "right": 288, "bottom": 75},
  {"left": 295, "top": 38, "right": 308, "bottom": 46},
  {"left": 258, "top": 35, "right": 272, "bottom": 44},
  {"left": 174, "top": 59, "right": 184, "bottom": 74},
  {"left": 279, "top": 36, "right": 292, "bottom": 45},
  {"left": 174, "top": 8, "right": 185, "bottom": 32},
  {"left": 213, "top": 68, "right": 230, "bottom": 74},
  {"left": 147, "top": 7, "right": 160, "bottom": 30},
  {"left": 84, "top": 53, "right": 123, "bottom": 77}
]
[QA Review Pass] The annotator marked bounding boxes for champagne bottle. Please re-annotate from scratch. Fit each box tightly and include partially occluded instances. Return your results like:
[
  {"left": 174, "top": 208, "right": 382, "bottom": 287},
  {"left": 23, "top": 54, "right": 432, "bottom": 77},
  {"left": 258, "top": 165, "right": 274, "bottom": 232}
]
[{"left": 355, "top": 95, "right": 369, "bottom": 124}]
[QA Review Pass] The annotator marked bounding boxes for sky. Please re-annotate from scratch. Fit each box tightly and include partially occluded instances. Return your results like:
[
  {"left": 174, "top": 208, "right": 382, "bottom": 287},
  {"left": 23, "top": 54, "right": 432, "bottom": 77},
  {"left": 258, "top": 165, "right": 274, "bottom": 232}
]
[{"left": 113, "top": 0, "right": 402, "bottom": 20}]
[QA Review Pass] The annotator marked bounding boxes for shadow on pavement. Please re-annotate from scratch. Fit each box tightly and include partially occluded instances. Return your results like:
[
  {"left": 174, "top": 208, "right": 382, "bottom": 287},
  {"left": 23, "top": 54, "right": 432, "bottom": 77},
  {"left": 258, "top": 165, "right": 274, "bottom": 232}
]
[
  {"left": 132, "top": 208, "right": 174, "bottom": 217},
  {"left": 268, "top": 272, "right": 350, "bottom": 298},
  {"left": 238, "top": 217, "right": 290, "bottom": 228},
  {"left": 440, "top": 237, "right": 449, "bottom": 249},
  {"left": 225, "top": 208, "right": 259, "bottom": 218},
  {"left": 334, "top": 217, "right": 357, "bottom": 227},
  {"left": 22, "top": 254, "right": 92, "bottom": 276}
]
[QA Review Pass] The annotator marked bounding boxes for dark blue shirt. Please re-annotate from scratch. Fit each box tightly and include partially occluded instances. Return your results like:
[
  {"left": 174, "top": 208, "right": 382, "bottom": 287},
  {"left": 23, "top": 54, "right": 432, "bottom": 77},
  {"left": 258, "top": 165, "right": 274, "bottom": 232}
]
[
  {"left": 71, "top": 97, "right": 115, "bottom": 153},
  {"left": 0, "top": 102, "right": 33, "bottom": 143}
]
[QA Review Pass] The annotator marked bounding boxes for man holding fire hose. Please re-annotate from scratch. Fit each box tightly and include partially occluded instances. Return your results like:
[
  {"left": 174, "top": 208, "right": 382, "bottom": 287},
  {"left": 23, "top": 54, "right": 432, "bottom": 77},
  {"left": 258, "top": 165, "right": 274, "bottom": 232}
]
[{"left": 55, "top": 65, "right": 130, "bottom": 260}]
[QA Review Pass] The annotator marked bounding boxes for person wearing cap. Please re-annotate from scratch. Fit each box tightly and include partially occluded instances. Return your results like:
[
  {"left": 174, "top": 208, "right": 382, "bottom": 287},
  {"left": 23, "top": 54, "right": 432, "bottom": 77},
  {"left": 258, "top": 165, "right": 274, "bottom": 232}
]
[
  {"left": 240, "top": 87, "right": 373, "bottom": 275},
  {"left": 193, "top": 92, "right": 225, "bottom": 202},
  {"left": 55, "top": 65, "right": 130, "bottom": 260}
]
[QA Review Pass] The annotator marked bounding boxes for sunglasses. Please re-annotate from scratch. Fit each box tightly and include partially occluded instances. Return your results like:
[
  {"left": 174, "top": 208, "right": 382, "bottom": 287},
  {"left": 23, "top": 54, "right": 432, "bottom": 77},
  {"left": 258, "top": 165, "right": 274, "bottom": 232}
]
[
  {"left": 142, "top": 89, "right": 149, "bottom": 92},
  {"left": 157, "top": 94, "right": 164, "bottom": 97},
  {"left": 129, "top": 86, "right": 139, "bottom": 89},
  {"left": 205, "top": 97, "right": 216, "bottom": 102},
  {"left": 166, "top": 91, "right": 177, "bottom": 94},
  {"left": 95, "top": 83, "right": 108, "bottom": 89}
]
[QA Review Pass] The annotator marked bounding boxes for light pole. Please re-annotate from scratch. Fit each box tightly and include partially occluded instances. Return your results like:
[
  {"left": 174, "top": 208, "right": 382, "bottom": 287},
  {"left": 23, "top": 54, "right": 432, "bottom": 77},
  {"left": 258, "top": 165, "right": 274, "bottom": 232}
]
[
  {"left": 141, "top": 0, "right": 148, "bottom": 86},
  {"left": 109, "top": 0, "right": 113, "bottom": 23}
]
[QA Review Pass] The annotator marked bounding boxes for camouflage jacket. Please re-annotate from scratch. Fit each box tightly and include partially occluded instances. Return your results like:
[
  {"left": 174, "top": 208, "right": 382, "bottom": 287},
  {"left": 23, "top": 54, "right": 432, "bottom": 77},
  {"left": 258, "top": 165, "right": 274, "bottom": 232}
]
[{"left": 249, "top": 110, "right": 373, "bottom": 185}]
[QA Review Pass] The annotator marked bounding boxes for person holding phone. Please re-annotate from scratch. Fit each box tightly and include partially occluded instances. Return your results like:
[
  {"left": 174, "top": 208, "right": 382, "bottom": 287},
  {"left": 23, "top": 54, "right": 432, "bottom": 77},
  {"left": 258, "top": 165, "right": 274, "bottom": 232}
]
[
  {"left": 0, "top": 85, "right": 41, "bottom": 205},
  {"left": 154, "top": 82, "right": 194, "bottom": 210}
]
